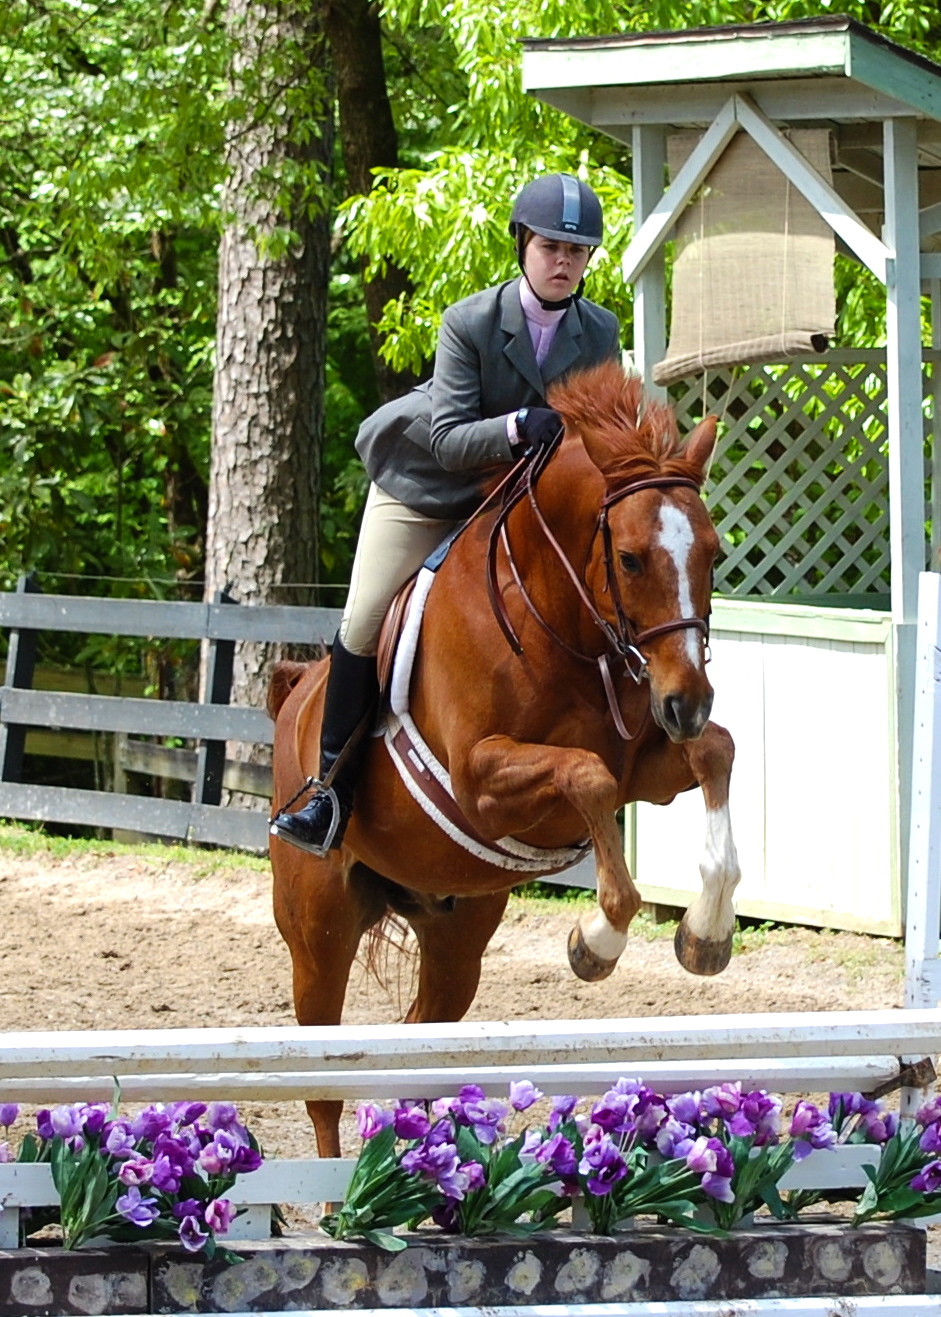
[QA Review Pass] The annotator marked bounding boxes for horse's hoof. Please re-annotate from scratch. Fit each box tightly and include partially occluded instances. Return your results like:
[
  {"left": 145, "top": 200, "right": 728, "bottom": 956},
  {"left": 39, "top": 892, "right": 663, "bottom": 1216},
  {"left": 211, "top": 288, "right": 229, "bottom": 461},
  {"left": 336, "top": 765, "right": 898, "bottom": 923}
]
[
  {"left": 673, "top": 918, "right": 732, "bottom": 976},
  {"left": 567, "top": 924, "right": 619, "bottom": 982}
]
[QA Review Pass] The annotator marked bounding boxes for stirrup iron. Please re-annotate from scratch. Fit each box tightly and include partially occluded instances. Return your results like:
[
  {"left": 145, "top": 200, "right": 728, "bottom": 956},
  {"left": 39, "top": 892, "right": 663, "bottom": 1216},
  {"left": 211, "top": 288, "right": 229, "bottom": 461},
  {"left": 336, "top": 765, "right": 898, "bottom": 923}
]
[{"left": 269, "top": 779, "right": 343, "bottom": 858}]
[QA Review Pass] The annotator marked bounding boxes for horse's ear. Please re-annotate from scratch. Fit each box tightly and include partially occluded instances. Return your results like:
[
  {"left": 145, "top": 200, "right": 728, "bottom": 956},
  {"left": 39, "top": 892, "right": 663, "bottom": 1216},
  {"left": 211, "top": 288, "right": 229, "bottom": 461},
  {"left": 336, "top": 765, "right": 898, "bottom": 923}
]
[{"left": 684, "top": 414, "right": 718, "bottom": 482}]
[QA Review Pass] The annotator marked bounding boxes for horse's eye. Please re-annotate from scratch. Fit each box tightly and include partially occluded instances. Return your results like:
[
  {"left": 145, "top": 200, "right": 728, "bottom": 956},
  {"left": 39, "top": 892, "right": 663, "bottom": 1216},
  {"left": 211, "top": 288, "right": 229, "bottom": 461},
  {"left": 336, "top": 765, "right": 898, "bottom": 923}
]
[{"left": 619, "top": 552, "right": 642, "bottom": 575}]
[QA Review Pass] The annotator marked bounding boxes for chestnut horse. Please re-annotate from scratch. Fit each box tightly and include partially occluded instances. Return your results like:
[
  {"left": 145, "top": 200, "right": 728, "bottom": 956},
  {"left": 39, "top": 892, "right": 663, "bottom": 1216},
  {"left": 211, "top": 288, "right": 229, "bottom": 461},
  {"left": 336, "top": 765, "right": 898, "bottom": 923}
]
[{"left": 269, "top": 362, "right": 741, "bottom": 1157}]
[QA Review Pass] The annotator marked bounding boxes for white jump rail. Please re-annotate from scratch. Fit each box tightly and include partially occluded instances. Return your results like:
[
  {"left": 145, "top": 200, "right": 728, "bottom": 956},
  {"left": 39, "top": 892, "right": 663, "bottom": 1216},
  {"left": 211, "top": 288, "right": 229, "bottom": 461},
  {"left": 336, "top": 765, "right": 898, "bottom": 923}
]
[
  {"left": 0, "top": 1007, "right": 937, "bottom": 1080},
  {"left": 0, "top": 1007, "right": 937, "bottom": 1248}
]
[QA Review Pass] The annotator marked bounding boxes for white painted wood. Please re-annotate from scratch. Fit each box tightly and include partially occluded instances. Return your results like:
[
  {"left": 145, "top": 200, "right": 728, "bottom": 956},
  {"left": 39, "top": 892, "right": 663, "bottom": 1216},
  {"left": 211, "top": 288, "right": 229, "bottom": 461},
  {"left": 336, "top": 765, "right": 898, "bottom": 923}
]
[
  {"left": 924, "top": 253, "right": 941, "bottom": 281},
  {"left": 762, "top": 636, "right": 896, "bottom": 927},
  {"left": 522, "top": 29, "right": 854, "bottom": 93},
  {"left": 906, "top": 573, "right": 941, "bottom": 1008},
  {"left": 0, "top": 1010, "right": 935, "bottom": 1074},
  {"left": 0, "top": 1057, "right": 900, "bottom": 1105},
  {"left": 733, "top": 93, "right": 890, "bottom": 281},
  {"left": 884, "top": 117, "right": 926, "bottom": 905},
  {"left": 921, "top": 200, "right": 941, "bottom": 238},
  {"left": 630, "top": 123, "right": 667, "bottom": 397},
  {"left": 0, "top": 1146, "right": 874, "bottom": 1206},
  {"left": 931, "top": 285, "right": 941, "bottom": 568},
  {"left": 621, "top": 96, "right": 739, "bottom": 283},
  {"left": 590, "top": 78, "right": 919, "bottom": 130},
  {"left": 884, "top": 116, "right": 927, "bottom": 628},
  {"left": 0, "top": 1209, "right": 16, "bottom": 1249},
  {"left": 0, "top": 1159, "right": 352, "bottom": 1211},
  {"left": 225, "top": 1205, "right": 272, "bottom": 1240}
]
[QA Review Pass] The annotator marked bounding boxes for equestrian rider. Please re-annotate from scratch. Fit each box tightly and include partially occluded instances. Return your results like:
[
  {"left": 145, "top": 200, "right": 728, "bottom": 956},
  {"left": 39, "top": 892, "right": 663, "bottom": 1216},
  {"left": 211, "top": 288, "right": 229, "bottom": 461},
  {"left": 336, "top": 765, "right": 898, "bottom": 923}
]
[{"left": 270, "top": 173, "right": 622, "bottom": 856}]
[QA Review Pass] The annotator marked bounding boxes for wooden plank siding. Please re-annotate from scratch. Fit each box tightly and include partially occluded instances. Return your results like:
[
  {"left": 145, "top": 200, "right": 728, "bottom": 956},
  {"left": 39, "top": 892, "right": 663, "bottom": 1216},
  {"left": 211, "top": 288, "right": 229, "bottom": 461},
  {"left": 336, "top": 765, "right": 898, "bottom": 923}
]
[
  {"left": 0, "top": 782, "right": 269, "bottom": 850},
  {"left": 0, "top": 687, "right": 272, "bottom": 742},
  {"left": 0, "top": 593, "right": 340, "bottom": 644},
  {"left": 0, "top": 588, "right": 343, "bottom": 850}
]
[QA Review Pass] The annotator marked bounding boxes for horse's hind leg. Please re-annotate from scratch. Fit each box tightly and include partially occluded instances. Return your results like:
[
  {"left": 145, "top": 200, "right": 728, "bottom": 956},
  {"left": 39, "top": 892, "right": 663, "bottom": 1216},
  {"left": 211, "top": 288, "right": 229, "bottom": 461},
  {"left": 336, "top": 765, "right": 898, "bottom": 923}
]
[
  {"left": 672, "top": 722, "right": 741, "bottom": 976},
  {"left": 272, "top": 849, "right": 388, "bottom": 1157},
  {"left": 404, "top": 891, "right": 510, "bottom": 1024}
]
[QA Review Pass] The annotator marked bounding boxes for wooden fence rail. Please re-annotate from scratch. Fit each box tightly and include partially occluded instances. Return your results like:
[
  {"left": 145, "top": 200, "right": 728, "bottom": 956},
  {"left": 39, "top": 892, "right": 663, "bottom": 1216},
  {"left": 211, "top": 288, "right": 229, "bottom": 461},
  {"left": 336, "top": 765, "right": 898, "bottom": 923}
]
[
  {"left": 0, "top": 580, "right": 599, "bottom": 882},
  {"left": 0, "top": 579, "right": 341, "bottom": 851}
]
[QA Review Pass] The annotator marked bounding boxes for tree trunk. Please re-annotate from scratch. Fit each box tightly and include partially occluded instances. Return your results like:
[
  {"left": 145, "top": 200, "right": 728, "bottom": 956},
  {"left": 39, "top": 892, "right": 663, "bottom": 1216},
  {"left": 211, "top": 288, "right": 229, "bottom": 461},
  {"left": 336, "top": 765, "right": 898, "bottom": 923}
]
[
  {"left": 205, "top": 0, "right": 333, "bottom": 738},
  {"left": 322, "top": 0, "right": 423, "bottom": 400}
]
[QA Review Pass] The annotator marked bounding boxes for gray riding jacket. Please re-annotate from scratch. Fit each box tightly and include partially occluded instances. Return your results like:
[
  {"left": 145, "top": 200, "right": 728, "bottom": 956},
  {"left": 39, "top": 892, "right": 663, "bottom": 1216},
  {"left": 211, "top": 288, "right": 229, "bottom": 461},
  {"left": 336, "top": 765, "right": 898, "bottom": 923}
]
[{"left": 354, "top": 278, "right": 621, "bottom": 519}]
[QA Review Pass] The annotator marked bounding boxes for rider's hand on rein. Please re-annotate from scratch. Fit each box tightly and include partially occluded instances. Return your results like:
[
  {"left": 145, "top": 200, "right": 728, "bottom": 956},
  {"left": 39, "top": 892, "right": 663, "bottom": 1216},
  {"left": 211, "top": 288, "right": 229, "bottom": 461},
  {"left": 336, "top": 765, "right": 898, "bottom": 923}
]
[{"left": 513, "top": 406, "right": 563, "bottom": 456}]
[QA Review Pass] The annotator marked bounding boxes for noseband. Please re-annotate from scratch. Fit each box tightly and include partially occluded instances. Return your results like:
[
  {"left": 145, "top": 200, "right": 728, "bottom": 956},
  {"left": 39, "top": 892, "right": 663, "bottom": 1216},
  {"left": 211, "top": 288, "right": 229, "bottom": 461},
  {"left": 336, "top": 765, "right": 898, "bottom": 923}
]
[{"left": 484, "top": 439, "right": 711, "bottom": 740}]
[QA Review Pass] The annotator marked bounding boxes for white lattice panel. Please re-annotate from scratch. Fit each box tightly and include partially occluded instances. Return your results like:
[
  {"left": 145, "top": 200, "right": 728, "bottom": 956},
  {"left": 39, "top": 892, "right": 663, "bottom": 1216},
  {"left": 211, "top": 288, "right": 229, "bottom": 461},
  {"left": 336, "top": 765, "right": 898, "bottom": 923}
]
[{"left": 669, "top": 350, "right": 937, "bottom": 600}]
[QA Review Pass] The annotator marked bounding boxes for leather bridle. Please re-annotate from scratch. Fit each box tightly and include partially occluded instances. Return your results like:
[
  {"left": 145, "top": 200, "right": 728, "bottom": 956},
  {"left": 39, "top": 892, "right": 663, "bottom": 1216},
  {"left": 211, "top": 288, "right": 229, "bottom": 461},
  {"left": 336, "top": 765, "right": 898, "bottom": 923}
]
[{"left": 485, "top": 435, "right": 711, "bottom": 740}]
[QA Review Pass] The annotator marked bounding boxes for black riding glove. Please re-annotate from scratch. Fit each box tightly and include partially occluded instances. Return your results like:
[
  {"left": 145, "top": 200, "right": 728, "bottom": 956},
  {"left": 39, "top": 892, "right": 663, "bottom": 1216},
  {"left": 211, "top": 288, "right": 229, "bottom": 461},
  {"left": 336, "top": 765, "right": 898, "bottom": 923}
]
[{"left": 513, "top": 406, "right": 563, "bottom": 455}]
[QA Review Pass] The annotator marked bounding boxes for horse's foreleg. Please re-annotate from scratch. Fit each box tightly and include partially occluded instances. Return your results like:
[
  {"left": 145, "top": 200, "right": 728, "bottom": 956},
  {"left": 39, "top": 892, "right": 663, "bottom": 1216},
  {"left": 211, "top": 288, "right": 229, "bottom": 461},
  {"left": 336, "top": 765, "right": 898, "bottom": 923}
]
[
  {"left": 404, "top": 891, "right": 510, "bottom": 1023},
  {"left": 672, "top": 722, "right": 741, "bottom": 977},
  {"left": 462, "top": 736, "right": 640, "bottom": 983}
]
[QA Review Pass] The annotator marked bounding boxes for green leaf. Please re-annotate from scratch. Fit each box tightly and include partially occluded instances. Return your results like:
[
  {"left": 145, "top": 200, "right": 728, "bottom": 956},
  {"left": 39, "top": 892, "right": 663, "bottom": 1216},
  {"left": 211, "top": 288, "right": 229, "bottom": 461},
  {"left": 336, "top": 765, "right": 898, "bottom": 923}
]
[{"left": 360, "top": 1228, "right": 408, "bottom": 1251}]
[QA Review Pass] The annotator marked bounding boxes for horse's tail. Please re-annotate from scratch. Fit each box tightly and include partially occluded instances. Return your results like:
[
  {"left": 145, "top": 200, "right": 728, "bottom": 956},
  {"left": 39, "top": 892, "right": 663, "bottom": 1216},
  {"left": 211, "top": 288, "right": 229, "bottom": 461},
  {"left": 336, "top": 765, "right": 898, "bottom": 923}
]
[
  {"left": 266, "top": 660, "right": 313, "bottom": 720},
  {"left": 361, "top": 914, "right": 418, "bottom": 1005}
]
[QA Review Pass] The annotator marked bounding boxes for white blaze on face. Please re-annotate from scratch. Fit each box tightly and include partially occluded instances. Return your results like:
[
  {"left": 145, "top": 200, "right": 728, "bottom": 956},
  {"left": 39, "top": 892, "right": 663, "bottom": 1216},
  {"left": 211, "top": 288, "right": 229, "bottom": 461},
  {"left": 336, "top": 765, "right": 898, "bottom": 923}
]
[{"left": 656, "top": 503, "right": 700, "bottom": 665}]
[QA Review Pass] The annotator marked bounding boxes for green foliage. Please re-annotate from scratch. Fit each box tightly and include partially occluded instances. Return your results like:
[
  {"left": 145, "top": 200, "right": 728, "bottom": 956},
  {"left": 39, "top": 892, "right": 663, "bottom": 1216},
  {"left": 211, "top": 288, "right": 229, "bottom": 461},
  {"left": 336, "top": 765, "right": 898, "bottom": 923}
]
[
  {"left": 0, "top": 0, "right": 227, "bottom": 595},
  {"left": 5, "top": 0, "right": 941, "bottom": 615},
  {"left": 343, "top": 0, "right": 941, "bottom": 373}
]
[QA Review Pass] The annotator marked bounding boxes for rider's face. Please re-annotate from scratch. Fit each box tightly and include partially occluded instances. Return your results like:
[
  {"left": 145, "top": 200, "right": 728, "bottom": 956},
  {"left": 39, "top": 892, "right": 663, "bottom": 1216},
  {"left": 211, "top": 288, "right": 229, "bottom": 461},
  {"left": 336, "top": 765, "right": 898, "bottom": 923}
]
[{"left": 523, "top": 234, "right": 592, "bottom": 303}]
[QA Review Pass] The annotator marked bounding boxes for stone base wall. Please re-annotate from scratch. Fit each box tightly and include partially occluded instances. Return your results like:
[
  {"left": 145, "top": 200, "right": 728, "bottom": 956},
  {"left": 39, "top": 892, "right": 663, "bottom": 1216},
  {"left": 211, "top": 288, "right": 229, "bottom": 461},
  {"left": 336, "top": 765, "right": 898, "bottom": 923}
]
[{"left": 0, "top": 1222, "right": 926, "bottom": 1316}]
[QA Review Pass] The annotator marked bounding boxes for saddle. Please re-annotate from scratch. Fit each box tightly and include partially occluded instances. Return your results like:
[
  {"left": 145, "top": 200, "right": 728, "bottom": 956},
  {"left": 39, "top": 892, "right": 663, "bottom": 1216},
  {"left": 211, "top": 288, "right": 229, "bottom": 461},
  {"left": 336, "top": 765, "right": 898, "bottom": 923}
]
[
  {"left": 377, "top": 565, "right": 590, "bottom": 874},
  {"left": 377, "top": 576, "right": 417, "bottom": 706},
  {"left": 376, "top": 523, "right": 465, "bottom": 704}
]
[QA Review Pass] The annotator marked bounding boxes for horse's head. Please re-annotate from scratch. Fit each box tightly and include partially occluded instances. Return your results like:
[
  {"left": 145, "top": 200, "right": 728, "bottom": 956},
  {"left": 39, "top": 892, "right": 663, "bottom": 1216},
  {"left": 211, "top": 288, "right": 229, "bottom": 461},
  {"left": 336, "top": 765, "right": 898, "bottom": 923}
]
[{"left": 549, "top": 364, "right": 720, "bottom": 743}]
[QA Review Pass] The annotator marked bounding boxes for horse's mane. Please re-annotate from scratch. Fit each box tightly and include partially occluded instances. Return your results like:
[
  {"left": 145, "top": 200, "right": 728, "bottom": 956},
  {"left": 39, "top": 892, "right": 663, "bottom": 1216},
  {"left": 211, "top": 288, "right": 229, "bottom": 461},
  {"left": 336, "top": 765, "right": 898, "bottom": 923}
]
[{"left": 548, "top": 361, "right": 706, "bottom": 488}]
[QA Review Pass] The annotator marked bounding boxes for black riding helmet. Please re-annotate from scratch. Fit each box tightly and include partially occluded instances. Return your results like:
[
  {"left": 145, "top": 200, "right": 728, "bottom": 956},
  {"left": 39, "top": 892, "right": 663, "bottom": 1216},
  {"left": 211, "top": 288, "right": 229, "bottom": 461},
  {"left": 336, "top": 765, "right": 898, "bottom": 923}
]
[
  {"left": 509, "top": 173, "right": 603, "bottom": 249},
  {"left": 509, "top": 173, "right": 603, "bottom": 307}
]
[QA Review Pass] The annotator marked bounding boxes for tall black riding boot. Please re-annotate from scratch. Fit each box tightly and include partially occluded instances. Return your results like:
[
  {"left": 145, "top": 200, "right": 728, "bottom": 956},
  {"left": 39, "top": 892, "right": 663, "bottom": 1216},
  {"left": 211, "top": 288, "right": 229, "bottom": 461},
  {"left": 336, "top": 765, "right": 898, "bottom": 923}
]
[{"left": 269, "top": 635, "right": 379, "bottom": 857}]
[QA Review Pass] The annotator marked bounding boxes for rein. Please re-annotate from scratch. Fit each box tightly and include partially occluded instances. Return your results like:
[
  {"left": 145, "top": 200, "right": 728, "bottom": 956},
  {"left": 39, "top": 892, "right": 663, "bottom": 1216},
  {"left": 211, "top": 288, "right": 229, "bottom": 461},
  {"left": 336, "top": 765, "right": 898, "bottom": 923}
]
[{"left": 485, "top": 442, "right": 710, "bottom": 741}]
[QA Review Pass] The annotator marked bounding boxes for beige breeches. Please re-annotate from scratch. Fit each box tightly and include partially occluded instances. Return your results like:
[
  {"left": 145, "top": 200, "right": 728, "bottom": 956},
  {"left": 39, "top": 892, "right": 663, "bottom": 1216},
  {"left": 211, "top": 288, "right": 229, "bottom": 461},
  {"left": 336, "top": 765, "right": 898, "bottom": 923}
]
[{"left": 339, "top": 483, "right": 459, "bottom": 657}]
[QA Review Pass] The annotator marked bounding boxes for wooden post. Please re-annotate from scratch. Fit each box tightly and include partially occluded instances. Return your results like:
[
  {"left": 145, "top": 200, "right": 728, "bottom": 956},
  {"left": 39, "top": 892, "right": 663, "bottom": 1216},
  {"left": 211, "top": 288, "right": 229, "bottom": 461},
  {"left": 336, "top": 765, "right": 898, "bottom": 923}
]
[
  {"left": 930, "top": 279, "right": 941, "bottom": 571},
  {"left": 884, "top": 115, "right": 924, "bottom": 906},
  {"left": 193, "top": 591, "right": 237, "bottom": 808},
  {"left": 902, "top": 574, "right": 941, "bottom": 1115},
  {"left": 0, "top": 575, "right": 41, "bottom": 785},
  {"left": 884, "top": 116, "right": 925, "bottom": 626},
  {"left": 631, "top": 124, "right": 668, "bottom": 398},
  {"left": 905, "top": 572, "right": 941, "bottom": 1011}
]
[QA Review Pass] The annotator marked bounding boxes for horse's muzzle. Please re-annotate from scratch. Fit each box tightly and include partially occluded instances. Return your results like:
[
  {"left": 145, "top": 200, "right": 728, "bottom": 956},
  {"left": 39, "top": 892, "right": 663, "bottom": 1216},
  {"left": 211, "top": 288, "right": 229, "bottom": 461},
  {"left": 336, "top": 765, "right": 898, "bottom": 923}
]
[{"left": 651, "top": 687, "right": 714, "bottom": 742}]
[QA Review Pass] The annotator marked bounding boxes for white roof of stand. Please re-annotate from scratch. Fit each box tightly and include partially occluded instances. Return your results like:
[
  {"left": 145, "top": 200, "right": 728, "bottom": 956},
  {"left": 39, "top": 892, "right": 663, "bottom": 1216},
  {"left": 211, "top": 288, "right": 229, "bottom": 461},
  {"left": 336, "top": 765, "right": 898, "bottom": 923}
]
[
  {"left": 522, "top": 16, "right": 941, "bottom": 230},
  {"left": 522, "top": 15, "right": 941, "bottom": 125}
]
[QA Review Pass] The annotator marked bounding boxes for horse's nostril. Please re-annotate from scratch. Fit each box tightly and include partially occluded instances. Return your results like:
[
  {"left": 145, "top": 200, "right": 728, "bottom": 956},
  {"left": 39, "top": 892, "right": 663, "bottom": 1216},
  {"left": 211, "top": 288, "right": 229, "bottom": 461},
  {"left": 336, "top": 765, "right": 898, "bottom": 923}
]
[{"left": 662, "top": 691, "right": 713, "bottom": 739}]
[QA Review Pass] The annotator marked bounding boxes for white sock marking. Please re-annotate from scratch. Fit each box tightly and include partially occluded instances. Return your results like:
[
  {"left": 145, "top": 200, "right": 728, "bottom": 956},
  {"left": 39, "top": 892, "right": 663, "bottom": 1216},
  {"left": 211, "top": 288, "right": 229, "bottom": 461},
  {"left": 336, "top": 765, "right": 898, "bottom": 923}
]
[
  {"left": 687, "top": 803, "right": 742, "bottom": 939},
  {"left": 581, "top": 908, "right": 628, "bottom": 962},
  {"left": 657, "top": 504, "right": 700, "bottom": 665}
]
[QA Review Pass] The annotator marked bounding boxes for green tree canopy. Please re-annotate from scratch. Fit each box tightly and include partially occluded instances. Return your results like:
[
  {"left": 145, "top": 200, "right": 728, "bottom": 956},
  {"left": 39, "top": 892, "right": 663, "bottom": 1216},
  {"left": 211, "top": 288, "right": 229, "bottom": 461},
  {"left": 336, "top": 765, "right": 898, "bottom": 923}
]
[{"left": 4, "top": 0, "right": 941, "bottom": 610}]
